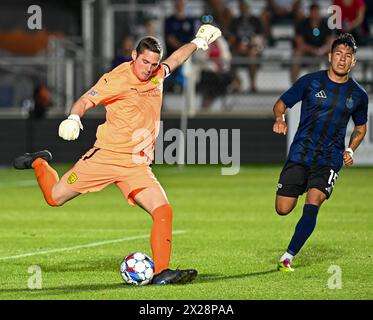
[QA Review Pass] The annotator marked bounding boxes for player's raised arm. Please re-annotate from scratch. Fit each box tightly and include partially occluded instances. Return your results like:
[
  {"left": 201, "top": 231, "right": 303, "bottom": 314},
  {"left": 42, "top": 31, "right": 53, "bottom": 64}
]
[
  {"left": 343, "top": 123, "right": 367, "bottom": 166},
  {"left": 58, "top": 97, "right": 94, "bottom": 141},
  {"left": 273, "top": 99, "right": 288, "bottom": 135},
  {"left": 163, "top": 24, "right": 222, "bottom": 72}
]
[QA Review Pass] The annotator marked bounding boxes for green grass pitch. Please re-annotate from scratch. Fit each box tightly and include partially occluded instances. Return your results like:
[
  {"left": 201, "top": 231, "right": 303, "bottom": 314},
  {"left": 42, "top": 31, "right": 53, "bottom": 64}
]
[{"left": 0, "top": 164, "right": 372, "bottom": 300}]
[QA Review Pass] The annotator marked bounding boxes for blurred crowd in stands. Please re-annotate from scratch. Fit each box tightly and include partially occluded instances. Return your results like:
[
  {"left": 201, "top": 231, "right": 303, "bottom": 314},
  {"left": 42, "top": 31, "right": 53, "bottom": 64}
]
[
  {"left": 144, "top": 0, "right": 372, "bottom": 108},
  {"left": 1, "top": 0, "right": 373, "bottom": 112}
]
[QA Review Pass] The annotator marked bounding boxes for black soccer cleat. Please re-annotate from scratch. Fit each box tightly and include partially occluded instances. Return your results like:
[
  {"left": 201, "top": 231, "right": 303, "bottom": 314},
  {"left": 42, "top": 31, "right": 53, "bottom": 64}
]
[
  {"left": 152, "top": 268, "right": 198, "bottom": 285},
  {"left": 13, "top": 150, "right": 52, "bottom": 169}
]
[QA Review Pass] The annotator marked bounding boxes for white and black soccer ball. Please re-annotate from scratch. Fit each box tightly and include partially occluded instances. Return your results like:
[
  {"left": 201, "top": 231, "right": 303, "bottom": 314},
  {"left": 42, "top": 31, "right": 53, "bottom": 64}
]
[{"left": 120, "top": 252, "right": 154, "bottom": 286}]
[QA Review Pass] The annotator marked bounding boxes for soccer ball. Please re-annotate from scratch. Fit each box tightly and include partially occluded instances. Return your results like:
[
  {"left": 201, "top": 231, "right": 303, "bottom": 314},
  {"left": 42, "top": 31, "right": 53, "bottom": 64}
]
[{"left": 120, "top": 252, "right": 154, "bottom": 286}]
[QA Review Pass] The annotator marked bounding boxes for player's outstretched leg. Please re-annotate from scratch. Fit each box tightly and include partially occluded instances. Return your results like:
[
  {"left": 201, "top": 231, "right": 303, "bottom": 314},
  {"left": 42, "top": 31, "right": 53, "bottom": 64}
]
[
  {"left": 13, "top": 150, "right": 60, "bottom": 207},
  {"left": 13, "top": 150, "right": 52, "bottom": 169}
]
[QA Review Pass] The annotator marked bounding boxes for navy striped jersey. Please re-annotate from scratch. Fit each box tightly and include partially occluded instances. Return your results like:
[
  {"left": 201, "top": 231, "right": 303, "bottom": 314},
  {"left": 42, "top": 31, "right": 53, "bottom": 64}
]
[{"left": 281, "top": 70, "right": 368, "bottom": 169}]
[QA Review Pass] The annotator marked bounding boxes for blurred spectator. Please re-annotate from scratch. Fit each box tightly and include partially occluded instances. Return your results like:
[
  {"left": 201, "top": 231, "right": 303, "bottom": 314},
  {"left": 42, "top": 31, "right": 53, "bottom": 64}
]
[
  {"left": 136, "top": 18, "right": 163, "bottom": 41},
  {"left": 220, "top": 7, "right": 235, "bottom": 37},
  {"left": 362, "top": 0, "right": 373, "bottom": 36},
  {"left": 262, "top": 0, "right": 304, "bottom": 45},
  {"left": 229, "top": 0, "right": 264, "bottom": 93},
  {"left": 165, "top": 0, "right": 195, "bottom": 56},
  {"left": 112, "top": 34, "right": 134, "bottom": 69},
  {"left": 144, "top": 18, "right": 160, "bottom": 38},
  {"left": 291, "top": 3, "right": 335, "bottom": 82},
  {"left": 205, "top": 0, "right": 234, "bottom": 37},
  {"left": 164, "top": 0, "right": 195, "bottom": 92},
  {"left": 333, "top": 0, "right": 367, "bottom": 45},
  {"left": 196, "top": 36, "right": 239, "bottom": 109},
  {"left": 134, "top": 18, "right": 165, "bottom": 56},
  {"left": 29, "top": 84, "right": 51, "bottom": 119}
]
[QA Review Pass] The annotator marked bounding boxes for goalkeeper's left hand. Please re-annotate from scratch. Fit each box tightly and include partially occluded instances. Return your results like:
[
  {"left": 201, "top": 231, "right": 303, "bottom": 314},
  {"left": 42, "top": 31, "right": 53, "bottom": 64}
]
[{"left": 191, "top": 24, "right": 222, "bottom": 51}]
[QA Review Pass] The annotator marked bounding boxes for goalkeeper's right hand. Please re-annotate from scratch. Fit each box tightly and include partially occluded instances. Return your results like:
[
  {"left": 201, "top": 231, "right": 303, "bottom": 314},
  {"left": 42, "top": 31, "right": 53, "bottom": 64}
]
[{"left": 58, "top": 114, "right": 83, "bottom": 141}]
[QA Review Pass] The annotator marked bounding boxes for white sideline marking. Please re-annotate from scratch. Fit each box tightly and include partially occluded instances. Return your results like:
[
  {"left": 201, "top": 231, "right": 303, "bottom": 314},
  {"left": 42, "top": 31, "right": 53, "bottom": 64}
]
[{"left": 0, "top": 230, "right": 186, "bottom": 261}]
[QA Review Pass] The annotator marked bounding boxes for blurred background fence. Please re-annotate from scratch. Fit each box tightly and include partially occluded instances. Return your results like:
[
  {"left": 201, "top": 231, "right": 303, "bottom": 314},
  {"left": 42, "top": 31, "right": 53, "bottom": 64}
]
[{"left": 0, "top": 0, "right": 372, "bottom": 165}]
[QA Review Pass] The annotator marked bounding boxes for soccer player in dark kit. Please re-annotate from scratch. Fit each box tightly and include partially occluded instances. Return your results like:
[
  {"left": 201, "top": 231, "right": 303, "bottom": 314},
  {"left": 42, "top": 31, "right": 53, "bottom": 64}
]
[{"left": 272, "top": 33, "right": 368, "bottom": 272}]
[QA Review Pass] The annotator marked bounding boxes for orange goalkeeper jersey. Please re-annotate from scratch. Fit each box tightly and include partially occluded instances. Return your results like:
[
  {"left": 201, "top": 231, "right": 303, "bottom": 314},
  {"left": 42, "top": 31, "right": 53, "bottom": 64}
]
[{"left": 82, "top": 61, "right": 167, "bottom": 161}]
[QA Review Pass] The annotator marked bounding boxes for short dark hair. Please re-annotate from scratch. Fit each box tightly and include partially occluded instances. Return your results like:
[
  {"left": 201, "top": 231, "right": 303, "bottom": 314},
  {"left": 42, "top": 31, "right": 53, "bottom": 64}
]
[
  {"left": 136, "top": 36, "right": 163, "bottom": 57},
  {"left": 331, "top": 33, "right": 357, "bottom": 54}
]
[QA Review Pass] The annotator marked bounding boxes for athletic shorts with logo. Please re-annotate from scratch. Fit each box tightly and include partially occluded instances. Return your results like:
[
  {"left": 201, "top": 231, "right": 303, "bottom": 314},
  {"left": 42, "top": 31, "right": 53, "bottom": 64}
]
[
  {"left": 61, "top": 147, "right": 161, "bottom": 205},
  {"left": 276, "top": 161, "right": 339, "bottom": 199}
]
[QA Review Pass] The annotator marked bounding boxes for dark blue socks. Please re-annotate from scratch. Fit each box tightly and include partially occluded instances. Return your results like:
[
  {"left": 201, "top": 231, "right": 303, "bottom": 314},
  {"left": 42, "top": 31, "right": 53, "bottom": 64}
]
[{"left": 287, "top": 204, "right": 319, "bottom": 256}]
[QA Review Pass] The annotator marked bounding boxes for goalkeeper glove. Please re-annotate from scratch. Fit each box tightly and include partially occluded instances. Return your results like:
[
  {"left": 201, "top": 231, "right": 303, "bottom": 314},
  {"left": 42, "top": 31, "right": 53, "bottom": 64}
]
[
  {"left": 58, "top": 114, "right": 83, "bottom": 141},
  {"left": 191, "top": 24, "right": 222, "bottom": 51}
]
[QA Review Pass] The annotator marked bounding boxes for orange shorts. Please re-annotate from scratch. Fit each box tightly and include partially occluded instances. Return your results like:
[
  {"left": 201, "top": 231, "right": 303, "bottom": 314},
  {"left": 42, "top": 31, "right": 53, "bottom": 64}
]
[{"left": 60, "top": 147, "right": 160, "bottom": 205}]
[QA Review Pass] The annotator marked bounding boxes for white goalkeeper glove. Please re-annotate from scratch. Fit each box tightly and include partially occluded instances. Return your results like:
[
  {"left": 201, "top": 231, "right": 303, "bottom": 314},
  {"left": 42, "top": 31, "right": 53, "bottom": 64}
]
[
  {"left": 58, "top": 114, "right": 83, "bottom": 141},
  {"left": 191, "top": 24, "right": 222, "bottom": 51}
]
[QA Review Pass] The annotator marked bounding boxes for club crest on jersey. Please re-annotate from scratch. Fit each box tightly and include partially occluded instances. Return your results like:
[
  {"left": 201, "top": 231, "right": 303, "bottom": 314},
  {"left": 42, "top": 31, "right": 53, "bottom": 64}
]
[
  {"left": 67, "top": 172, "right": 78, "bottom": 184},
  {"left": 151, "top": 77, "right": 160, "bottom": 85},
  {"left": 346, "top": 97, "right": 354, "bottom": 109}
]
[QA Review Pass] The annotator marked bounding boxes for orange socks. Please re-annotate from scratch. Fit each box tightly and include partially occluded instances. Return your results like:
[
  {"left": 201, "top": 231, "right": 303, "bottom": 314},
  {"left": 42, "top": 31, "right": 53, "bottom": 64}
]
[
  {"left": 32, "top": 158, "right": 59, "bottom": 207},
  {"left": 150, "top": 204, "right": 173, "bottom": 274}
]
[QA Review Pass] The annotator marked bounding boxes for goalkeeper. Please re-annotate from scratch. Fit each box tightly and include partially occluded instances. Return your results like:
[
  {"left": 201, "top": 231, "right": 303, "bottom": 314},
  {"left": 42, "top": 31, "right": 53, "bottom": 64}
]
[{"left": 14, "top": 24, "right": 222, "bottom": 285}]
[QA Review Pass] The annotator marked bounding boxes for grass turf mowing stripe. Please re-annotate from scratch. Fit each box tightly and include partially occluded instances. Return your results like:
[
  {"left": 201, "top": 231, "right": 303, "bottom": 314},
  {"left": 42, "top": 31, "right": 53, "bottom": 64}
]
[
  {"left": 0, "top": 230, "right": 186, "bottom": 261},
  {"left": 0, "top": 180, "right": 37, "bottom": 188}
]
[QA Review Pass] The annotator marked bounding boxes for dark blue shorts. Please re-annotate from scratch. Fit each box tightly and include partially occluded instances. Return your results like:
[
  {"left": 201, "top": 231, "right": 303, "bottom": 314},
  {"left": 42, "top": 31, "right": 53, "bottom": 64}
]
[{"left": 276, "top": 161, "right": 339, "bottom": 199}]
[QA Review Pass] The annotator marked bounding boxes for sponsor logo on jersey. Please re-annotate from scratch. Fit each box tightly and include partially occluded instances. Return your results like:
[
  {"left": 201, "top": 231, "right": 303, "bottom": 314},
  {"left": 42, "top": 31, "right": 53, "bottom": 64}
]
[
  {"left": 151, "top": 77, "right": 160, "bottom": 85},
  {"left": 139, "top": 87, "right": 162, "bottom": 97}
]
